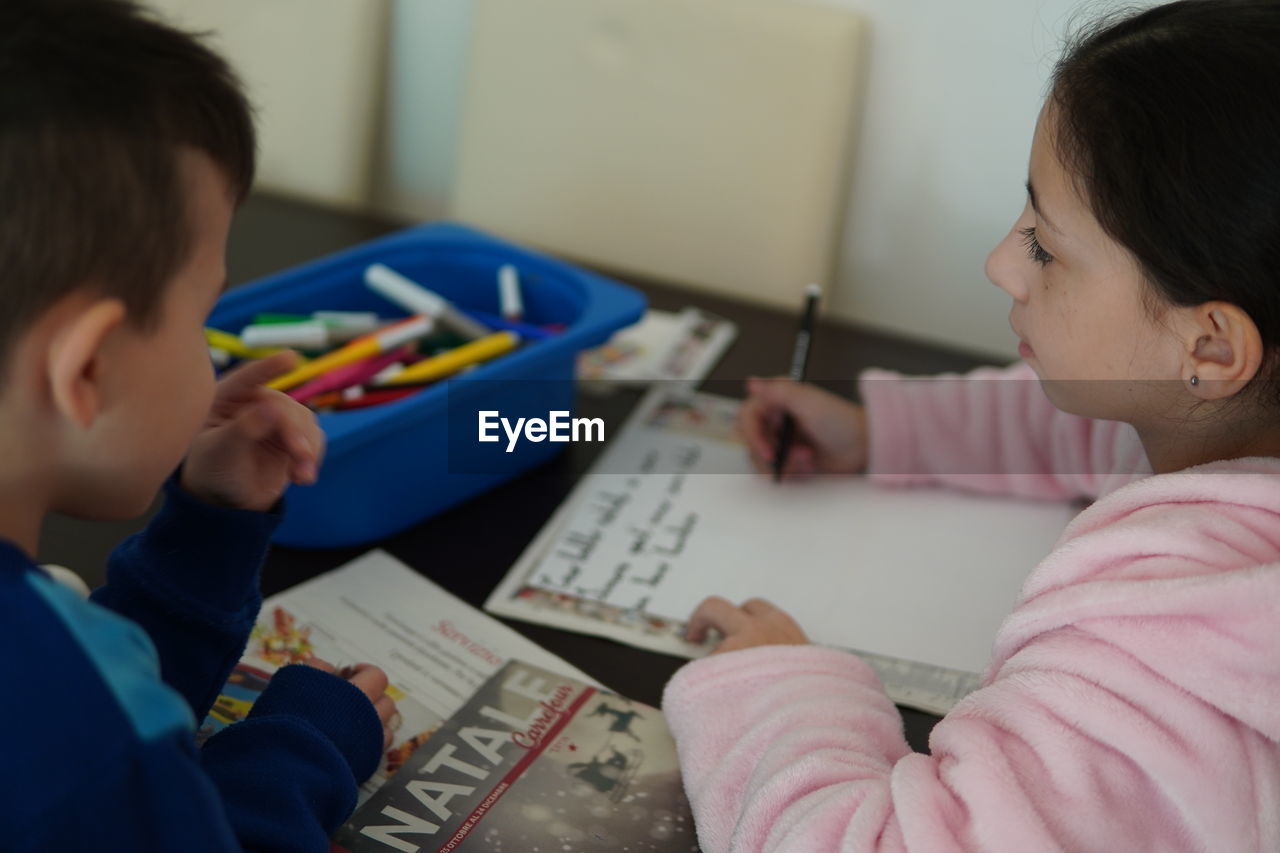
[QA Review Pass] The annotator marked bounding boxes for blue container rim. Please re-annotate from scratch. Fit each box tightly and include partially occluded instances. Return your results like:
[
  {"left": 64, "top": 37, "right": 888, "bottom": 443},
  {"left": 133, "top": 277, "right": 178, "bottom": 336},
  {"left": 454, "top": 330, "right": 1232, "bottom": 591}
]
[{"left": 211, "top": 220, "right": 646, "bottom": 453}]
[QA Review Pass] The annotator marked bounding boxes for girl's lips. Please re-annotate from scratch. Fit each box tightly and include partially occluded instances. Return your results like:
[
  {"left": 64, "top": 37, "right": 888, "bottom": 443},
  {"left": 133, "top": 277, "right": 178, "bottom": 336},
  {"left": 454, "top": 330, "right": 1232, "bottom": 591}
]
[{"left": 1018, "top": 340, "right": 1035, "bottom": 359}]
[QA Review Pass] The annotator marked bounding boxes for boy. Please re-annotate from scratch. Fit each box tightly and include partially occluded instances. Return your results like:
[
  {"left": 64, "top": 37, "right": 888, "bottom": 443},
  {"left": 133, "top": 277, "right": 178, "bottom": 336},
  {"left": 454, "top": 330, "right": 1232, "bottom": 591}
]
[{"left": 1, "top": 1, "right": 397, "bottom": 850}]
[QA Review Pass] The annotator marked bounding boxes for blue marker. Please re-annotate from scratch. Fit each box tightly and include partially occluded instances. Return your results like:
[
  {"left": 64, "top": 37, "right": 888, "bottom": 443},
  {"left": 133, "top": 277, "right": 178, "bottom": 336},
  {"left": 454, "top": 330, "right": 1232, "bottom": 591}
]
[{"left": 459, "top": 308, "right": 557, "bottom": 341}]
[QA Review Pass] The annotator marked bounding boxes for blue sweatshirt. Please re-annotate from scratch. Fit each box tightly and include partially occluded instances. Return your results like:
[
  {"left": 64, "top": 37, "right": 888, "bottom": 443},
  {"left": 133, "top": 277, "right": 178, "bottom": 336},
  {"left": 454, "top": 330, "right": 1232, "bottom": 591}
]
[{"left": 0, "top": 478, "right": 384, "bottom": 852}]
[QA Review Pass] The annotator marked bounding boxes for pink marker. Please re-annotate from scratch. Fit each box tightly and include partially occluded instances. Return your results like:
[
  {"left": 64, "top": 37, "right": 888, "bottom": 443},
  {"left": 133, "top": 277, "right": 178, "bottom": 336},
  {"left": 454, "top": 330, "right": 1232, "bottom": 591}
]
[{"left": 288, "top": 346, "right": 416, "bottom": 403}]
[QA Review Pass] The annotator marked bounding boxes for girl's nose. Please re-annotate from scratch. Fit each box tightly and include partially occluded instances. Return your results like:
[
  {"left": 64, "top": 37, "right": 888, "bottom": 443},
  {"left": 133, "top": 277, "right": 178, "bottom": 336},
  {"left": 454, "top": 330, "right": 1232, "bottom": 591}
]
[{"left": 985, "top": 225, "right": 1030, "bottom": 304}]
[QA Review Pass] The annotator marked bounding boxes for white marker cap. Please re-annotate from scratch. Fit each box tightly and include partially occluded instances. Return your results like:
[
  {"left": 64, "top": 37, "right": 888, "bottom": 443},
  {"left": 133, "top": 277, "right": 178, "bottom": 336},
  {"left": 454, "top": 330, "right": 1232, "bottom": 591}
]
[
  {"left": 371, "top": 362, "right": 407, "bottom": 384},
  {"left": 372, "top": 314, "right": 436, "bottom": 349},
  {"left": 365, "top": 263, "right": 491, "bottom": 340},
  {"left": 364, "top": 263, "right": 446, "bottom": 318},
  {"left": 241, "top": 320, "right": 330, "bottom": 350},
  {"left": 498, "top": 264, "right": 523, "bottom": 321}
]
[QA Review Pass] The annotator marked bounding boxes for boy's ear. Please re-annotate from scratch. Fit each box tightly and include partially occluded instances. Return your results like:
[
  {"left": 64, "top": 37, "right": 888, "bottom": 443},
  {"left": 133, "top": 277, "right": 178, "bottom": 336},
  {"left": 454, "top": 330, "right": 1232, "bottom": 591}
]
[
  {"left": 1183, "top": 301, "right": 1263, "bottom": 400},
  {"left": 47, "top": 298, "right": 128, "bottom": 429}
]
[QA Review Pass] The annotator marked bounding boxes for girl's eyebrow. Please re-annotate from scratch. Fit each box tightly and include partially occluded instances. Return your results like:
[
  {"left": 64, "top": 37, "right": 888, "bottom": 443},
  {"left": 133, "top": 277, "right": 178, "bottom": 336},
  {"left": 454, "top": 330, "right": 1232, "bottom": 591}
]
[{"left": 1025, "top": 180, "right": 1064, "bottom": 234}]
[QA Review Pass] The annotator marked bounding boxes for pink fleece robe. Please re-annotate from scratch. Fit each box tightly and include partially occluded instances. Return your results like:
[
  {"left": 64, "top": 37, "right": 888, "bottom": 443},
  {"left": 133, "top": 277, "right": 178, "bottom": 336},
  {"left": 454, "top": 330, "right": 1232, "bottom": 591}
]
[{"left": 662, "top": 362, "right": 1280, "bottom": 852}]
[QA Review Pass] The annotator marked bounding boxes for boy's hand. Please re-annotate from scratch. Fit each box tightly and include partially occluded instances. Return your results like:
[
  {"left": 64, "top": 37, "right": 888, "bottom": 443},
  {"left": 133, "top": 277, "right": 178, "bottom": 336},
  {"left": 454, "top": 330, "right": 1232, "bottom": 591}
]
[
  {"left": 182, "top": 351, "right": 325, "bottom": 512},
  {"left": 686, "top": 596, "right": 809, "bottom": 655},
  {"left": 738, "top": 377, "right": 869, "bottom": 478},
  {"left": 305, "top": 658, "right": 399, "bottom": 751}
]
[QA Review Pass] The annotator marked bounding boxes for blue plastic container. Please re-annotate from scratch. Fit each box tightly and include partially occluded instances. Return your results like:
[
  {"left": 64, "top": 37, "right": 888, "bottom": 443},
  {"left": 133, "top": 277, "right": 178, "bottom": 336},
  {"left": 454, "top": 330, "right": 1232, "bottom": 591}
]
[{"left": 208, "top": 221, "right": 646, "bottom": 547}]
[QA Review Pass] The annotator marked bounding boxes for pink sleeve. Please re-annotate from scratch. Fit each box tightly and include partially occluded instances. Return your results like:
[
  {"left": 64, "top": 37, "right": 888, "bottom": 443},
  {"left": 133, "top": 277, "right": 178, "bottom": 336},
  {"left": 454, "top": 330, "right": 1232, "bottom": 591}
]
[
  {"left": 859, "top": 361, "right": 1148, "bottom": 501},
  {"left": 664, "top": 636, "right": 1272, "bottom": 852},
  {"left": 663, "top": 467, "right": 1280, "bottom": 852}
]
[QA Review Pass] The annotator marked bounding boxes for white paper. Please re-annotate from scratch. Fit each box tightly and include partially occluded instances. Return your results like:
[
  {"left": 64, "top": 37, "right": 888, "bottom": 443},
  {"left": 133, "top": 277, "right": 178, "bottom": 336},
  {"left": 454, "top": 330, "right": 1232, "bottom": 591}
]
[{"left": 489, "top": 389, "right": 1079, "bottom": 705}]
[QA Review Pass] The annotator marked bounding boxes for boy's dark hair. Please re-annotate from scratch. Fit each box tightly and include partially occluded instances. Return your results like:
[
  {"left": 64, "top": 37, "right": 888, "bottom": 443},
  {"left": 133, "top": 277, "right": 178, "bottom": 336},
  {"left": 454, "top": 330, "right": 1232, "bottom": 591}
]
[
  {"left": 1051, "top": 0, "right": 1280, "bottom": 395},
  {"left": 0, "top": 0, "right": 255, "bottom": 378}
]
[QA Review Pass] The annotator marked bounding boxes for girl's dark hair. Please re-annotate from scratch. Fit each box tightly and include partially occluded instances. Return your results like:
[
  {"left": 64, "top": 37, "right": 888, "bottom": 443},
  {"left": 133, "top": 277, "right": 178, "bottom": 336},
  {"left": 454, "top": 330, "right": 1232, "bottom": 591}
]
[
  {"left": 1050, "top": 0, "right": 1280, "bottom": 388},
  {"left": 0, "top": 0, "right": 255, "bottom": 374}
]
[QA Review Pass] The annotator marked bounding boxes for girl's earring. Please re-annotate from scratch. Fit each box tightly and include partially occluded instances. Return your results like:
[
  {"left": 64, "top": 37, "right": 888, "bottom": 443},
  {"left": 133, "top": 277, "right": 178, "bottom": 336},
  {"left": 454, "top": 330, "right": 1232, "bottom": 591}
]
[{"left": 1189, "top": 375, "right": 1200, "bottom": 388}]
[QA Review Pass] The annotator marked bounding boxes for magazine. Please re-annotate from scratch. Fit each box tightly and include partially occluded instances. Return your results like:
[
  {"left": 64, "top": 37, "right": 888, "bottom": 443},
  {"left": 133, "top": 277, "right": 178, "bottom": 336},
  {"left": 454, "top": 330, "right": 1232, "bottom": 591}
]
[
  {"left": 331, "top": 660, "right": 699, "bottom": 853},
  {"left": 576, "top": 306, "right": 736, "bottom": 388},
  {"left": 199, "top": 550, "right": 596, "bottom": 804}
]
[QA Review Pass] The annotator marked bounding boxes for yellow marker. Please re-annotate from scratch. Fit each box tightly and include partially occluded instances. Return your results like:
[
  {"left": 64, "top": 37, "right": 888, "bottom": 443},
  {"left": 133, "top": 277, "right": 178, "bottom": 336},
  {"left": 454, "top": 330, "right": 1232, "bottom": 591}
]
[
  {"left": 378, "top": 331, "right": 520, "bottom": 386},
  {"left": 266, "top": 315, "right": 436, "bottom": 392},
  {"left": 204, "top": 327, "right": 287, "bottom": 360}
]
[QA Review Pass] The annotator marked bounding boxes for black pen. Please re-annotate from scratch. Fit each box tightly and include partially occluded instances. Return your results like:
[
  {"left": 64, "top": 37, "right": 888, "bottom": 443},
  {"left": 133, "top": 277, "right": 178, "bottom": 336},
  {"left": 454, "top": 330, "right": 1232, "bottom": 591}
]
[{"left": 773, "top": 284, "right": 821, "bottom": 482}]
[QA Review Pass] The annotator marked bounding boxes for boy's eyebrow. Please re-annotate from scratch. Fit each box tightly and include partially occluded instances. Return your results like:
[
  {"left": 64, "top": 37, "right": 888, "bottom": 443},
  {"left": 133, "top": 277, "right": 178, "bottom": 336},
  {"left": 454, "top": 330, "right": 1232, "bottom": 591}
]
[{"left": 1025, "top": 180, "right": 1063, "bottom": 234}]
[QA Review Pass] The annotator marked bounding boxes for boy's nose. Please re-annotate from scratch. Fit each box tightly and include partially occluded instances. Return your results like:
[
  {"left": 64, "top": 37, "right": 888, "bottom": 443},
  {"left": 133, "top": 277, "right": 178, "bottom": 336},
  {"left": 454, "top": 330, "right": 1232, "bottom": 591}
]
[{"left": 985, "top": 227, "right": 1030, "bottom": 304}]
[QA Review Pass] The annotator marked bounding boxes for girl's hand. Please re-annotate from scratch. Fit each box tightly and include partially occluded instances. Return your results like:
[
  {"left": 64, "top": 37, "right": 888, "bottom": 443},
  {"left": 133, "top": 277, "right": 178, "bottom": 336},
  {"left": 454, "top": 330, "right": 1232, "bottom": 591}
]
[
  {"left": 737, "top": 377, "right": 869, "bottom": 478},
  {"left": 181, "top": 351, "right": 325, "bottom": 512},
  {"left": 304, "top": 658, "right": 399, "bottom": 751},
  {"left": 686, "top": 596, "right": 809, "bottom": 655}
]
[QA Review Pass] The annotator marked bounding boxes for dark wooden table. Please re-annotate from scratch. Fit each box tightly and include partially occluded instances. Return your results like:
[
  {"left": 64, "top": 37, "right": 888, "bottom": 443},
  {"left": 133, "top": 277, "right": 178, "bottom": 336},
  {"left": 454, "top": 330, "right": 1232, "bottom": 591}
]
[{"left": 37, "top": 192, "right": 1001, "bottom": 752}]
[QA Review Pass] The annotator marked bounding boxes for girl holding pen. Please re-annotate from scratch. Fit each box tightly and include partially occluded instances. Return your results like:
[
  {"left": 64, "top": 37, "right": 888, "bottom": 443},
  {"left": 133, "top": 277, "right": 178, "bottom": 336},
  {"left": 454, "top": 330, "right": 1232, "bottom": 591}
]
[{"left": 663, "top": 2, "right": 1280, "bottom": 851}]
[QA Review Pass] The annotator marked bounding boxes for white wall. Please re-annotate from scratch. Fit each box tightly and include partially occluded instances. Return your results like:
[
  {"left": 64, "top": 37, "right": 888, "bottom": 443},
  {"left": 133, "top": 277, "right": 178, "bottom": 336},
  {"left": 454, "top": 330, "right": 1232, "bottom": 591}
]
[
  {"left": 370, "top": 0, "right": 473, "bottom": 219},
  {"left": 146, "top": 0, "right": 1134, "bottom": 360},
  {"left": 376, "top": 0, "right": 1120, "bottom": 360},
  {"left": 821, "top": 0, "right": 1097, "bottom": 357},
  {"left": 143, "top": 0, "right": 389, "bottom": 210}
]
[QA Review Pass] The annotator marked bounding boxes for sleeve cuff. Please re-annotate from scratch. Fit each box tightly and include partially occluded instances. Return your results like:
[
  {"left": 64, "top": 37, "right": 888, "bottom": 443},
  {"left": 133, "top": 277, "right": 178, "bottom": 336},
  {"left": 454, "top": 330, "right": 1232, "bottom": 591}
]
[
  {"left": 249, "top": 664, "right": 385, "bottom": 784},
  {"left": 663, "top": 644, "right": 882, "bottom": 713}
]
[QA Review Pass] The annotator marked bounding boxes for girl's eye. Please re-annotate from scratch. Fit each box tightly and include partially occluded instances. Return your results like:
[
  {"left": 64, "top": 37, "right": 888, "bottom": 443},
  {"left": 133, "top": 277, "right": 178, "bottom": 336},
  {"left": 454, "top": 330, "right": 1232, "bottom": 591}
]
[{"left": 1018, "top": 226, "right": 1054, "bottom": 266}]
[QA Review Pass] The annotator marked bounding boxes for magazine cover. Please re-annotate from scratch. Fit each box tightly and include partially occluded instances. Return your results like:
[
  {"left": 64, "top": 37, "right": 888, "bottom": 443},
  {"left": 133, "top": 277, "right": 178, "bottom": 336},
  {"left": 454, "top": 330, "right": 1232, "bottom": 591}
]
[
  {"left": 197, "top": 551, "right": 595, "bottom": 805},
  {"left": 331, "top": 660, "right": 700, "bottom": 853}
]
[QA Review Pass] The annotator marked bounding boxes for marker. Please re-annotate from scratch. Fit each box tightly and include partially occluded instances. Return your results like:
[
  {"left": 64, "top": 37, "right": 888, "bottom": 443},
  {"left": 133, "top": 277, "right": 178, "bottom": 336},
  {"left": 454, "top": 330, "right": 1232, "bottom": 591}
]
[
  {"left": 287, "top": 346, "right": 415, "bottom": 403},
  {"left": 311, "top": 376, "right": 436, "bottom": 409},
  {"left": 241, "top": 319, "right": 330, "bottom": 350},
  {"left": 459, "top": 308, "right": 555, "bottom": 341},
  {"left": 370, "top": 360, "right": 412, "bottom": 385},
  {"left": 377, "top": 330, "right": 520, "bottom": 386},
  {"left": 312, "top": 311, "right": 383, "bottom": 341},
  {"left": 311, "top": 385, "right": 425, "bottom": 411},
  {"left": 252, "top": 312, "right": 310, "bottom": 325},
  {"left": 204, "top": 327, "right": 287, "bottom": 360},
  {"left": 364, "top": 263, "right": 492, "bottom": 340},
  {"left": 334, "top": 386, "right": 425, "bottom": 410},
  {"left": 250, "top": 311, "right": 385, "bottom": 342},
  {"left": 498, "top": 264, "right": 524, "bottom": 322},
  {"left": 208, "top": 346, "right": 231, "bottom": 368},
  {"left": 266, "top": 314, "right": 436, "bottom": 392},
  {"left": 773, "top": 284, "right": 821, "bottom": 483},
  {"left": 305, "top": 390, "right": 344, "bottom": 410}
]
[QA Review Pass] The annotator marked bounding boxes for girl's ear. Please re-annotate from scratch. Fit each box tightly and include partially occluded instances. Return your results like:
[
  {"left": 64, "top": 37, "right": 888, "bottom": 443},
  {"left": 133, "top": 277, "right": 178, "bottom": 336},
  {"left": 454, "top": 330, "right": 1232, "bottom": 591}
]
[
  {"left": 47, "top": 298, "right": 127, "bottom": 429},
  {"left": 1184, "top": 301, "right": 1263, "bottom": 400}
]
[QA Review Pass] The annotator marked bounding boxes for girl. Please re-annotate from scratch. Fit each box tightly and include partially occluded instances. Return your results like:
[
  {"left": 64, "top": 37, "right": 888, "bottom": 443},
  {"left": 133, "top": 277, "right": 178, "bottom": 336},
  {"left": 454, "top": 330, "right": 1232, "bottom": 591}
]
[{"left": 662, "top": 2, "right": 1280, "bottom": 850}]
